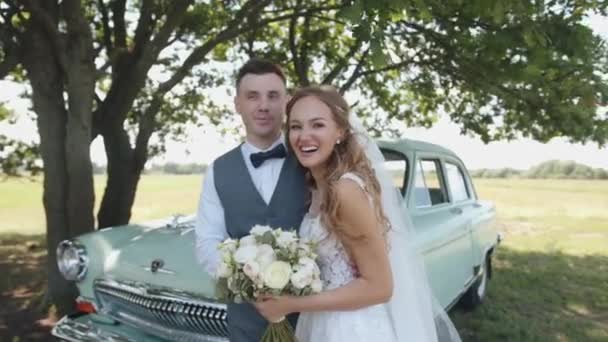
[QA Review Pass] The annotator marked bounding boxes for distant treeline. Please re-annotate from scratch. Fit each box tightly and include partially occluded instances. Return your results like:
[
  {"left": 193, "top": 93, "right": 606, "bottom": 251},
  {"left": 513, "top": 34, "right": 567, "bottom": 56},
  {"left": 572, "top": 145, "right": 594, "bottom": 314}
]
[
  {"left": 91, "top": 160, "right": 607, "bottom": 179},
  {"left": 470, "top": 160, "right": 608, "bottom": 180},
  {"left": 92, "top": 162, "right": 208, "bottom": 175}
]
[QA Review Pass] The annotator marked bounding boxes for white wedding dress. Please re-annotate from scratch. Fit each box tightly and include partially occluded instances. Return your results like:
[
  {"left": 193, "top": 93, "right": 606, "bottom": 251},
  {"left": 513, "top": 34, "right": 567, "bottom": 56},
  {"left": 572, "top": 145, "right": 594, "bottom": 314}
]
[{"left": 295, "top": 173, "right": 398, "bottom": 342}]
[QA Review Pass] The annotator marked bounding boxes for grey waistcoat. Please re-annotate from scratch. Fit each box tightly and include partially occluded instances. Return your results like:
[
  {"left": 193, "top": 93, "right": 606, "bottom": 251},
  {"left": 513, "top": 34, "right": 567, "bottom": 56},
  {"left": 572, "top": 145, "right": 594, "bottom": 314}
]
[{"left": 214, "top": 144, "right": 308, "bottom": 342}]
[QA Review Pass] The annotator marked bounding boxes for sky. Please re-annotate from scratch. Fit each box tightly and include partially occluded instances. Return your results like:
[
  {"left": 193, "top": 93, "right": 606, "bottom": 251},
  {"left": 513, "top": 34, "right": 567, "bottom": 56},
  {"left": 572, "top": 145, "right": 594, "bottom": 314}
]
[{"left": 1, "top": 14, "right": 607, "bottom": 171}]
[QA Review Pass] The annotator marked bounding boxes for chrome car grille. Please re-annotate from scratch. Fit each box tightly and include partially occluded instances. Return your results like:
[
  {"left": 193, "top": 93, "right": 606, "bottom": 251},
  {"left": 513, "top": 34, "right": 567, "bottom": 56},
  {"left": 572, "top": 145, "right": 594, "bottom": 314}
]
[{"left": 94, "top": 278, "right": 228, "bottom": 342}]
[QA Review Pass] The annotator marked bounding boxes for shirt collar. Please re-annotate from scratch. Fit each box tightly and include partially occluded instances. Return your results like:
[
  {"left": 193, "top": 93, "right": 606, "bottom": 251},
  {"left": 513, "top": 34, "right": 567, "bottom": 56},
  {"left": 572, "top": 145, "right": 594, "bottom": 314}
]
[{"left": 243, "top": 134, "right": 285, "bottom": 156}]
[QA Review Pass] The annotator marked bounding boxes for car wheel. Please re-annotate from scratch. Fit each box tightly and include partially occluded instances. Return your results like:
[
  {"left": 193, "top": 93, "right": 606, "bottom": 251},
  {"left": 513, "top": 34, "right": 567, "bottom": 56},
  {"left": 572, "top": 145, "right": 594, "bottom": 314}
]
[{"left": 460, "top": 254, "right": 490, "bottom": 310}]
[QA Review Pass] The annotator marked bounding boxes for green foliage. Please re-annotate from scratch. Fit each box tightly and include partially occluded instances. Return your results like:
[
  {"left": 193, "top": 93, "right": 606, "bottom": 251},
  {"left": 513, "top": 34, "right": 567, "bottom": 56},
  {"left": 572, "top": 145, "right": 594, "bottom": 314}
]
[
  {"left": 145, "top": 162, "right": 207, "bottom": 175},
  {"left": 2, "top": 0, "right": 607, "bottom": 176},
  {"left": 257, "top": 231, "right": 277, "bottom": 246},
  {"left": 238, "top": 0, "right": 608, "bottom": 144},
  {"left": 471, "top": 160, "right": 608, "bottom": 179},
  {"left": 525, "top": 160, "right": 608, "bottom": 179},
  {"left": 0, "top": 135, "right": 41, "bottom": 177}
]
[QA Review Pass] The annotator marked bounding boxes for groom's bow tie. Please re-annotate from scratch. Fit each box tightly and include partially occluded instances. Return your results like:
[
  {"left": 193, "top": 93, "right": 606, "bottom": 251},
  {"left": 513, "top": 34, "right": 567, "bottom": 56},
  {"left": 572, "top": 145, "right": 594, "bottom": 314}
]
[{"left": 250, "top": 144, "right": 287, "bottom": 168}]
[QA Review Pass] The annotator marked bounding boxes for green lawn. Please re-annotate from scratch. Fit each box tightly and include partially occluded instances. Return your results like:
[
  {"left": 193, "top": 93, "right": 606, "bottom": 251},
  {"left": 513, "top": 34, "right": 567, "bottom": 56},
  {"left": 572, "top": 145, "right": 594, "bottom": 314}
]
[
  {"left": 0, "top": 176, "right": 607, "bottom": 341},
  {"left": 0, "top": 175, "right": 204, "bottom": 235},
  {"left": 452, "top": 178, "right": 608, "bottom": 341}
]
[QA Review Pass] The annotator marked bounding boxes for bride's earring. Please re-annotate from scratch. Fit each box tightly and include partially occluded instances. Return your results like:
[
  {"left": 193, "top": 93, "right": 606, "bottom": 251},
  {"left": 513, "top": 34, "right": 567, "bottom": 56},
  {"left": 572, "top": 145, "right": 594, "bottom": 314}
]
[{"left": 336, "top": 139, "right": 341, "bottom": 145}]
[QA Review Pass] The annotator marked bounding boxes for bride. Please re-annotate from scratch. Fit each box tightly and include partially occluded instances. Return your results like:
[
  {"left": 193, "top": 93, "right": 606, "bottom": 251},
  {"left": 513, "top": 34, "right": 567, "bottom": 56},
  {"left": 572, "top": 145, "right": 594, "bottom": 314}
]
[{"left": 254, "top": 85, "right": 461, "bottom": 341}]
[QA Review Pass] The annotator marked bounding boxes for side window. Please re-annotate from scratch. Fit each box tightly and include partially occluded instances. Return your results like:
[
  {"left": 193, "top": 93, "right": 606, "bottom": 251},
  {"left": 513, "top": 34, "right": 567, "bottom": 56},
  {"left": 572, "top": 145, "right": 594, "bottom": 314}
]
[
  {"left": 414, "top": 159, "right": 448, "bottom": 208},
  {"left": 381, "top": 148, "right": 408, "bottom": 196},
  {"left": 445, "top": 162, "right": 470, "bottom": 202}
]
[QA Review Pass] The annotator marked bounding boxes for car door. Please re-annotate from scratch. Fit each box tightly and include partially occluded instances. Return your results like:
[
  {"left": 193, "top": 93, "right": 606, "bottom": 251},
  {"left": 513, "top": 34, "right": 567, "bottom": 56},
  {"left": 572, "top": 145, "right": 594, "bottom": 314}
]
[
  {"left": 442, "top": 157, "right": 477, "bottom": 286},
  {"left": 408, "top": 152, "right": 475, "bottom": 307},
  {"left": 445, "top": 157, "right": 497, "bottom": 270}
]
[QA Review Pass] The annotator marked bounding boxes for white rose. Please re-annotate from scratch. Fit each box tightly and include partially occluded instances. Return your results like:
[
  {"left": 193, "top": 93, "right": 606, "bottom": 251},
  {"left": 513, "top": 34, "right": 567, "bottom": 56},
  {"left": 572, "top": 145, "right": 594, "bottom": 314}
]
[
  {"left": 311, "top": 278, "right": 323, "bottom": 293},
  {"left": 262, "top": 261, "right": 292, "bottom": 289},
  {"left": 234, "top": 245, "right": 258, "bottom": 264},
  {"left": 290, "top": 269, "right": 313, "bottom": 289},
  {"left": 292, "top": 262, "right": 314, "bottom": 283},
  {"left": 240, "top": 235, "right": 257, "bottom": 247},
  {"left": 298, "top": 257, "right": 315, "bottom": 269},
  {"left": 250, "top": 225, "right": 272, "bottom": 236},
  {"left": 243, "top": 261, "right": 261, "bottom": 280},
  {"left": 298, "top": 258, "right": 320, "bottom": 277},
  {"left": 216, "top": 261, "right": 232, "bottom": 278},
  {"left": 297, "top": 243, "right": 311, "bottom": 257},
  {"left": 219, "top": 239, "right": 238, "bottom": 253},
  {"left": 256, "top": 244, "right": 276, "bottom": 269},
  {"left": 276, "top": 231, "right": 298, "bottom": 249}
]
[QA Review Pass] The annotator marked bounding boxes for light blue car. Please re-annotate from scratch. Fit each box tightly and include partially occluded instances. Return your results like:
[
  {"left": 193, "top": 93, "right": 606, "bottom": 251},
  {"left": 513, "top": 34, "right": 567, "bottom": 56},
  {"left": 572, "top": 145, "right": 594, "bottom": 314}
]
[{"left": 52, "top": 139, "right": 499, "bottom": 341}]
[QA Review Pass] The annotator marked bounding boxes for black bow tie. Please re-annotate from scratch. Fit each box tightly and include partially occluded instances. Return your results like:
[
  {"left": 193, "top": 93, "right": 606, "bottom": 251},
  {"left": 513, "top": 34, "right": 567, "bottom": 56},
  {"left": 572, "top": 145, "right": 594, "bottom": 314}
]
[{"left": 250, "top": 144, "right": 287, "bottom": 168}]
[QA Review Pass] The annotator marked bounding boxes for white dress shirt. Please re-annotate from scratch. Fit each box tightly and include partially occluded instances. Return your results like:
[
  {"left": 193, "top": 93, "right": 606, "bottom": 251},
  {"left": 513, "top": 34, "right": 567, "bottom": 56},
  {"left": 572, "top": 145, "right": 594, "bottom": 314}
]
[{"left": 195, "top": 136, "right": 286, "bottom": 276}]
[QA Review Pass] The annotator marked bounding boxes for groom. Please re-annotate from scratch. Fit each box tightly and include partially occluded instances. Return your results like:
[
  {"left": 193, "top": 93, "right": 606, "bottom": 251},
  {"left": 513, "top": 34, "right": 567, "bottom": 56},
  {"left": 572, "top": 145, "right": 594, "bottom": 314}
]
[{"left": 194, "top": 58, "right": 308, "bottom": 341}]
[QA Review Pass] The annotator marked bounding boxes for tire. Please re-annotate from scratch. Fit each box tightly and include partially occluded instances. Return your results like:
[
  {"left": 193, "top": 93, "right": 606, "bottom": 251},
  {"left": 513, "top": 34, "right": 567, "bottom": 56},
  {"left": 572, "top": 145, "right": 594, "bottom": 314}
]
[{"left": 459, "top": 254, "right": 490, "bottom": 310}]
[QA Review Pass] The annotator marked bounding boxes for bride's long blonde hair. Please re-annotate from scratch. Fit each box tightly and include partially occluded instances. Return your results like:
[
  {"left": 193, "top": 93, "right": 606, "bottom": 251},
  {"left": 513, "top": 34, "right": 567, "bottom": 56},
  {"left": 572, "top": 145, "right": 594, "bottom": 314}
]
[{"left": 286, "top": 85, "right": 389, "bottom": 240}]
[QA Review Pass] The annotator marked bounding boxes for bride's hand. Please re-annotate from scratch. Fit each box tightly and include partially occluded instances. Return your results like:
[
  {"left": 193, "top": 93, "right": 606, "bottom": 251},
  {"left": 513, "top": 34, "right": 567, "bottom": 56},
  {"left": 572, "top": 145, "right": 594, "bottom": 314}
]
[{"left": 254, "top": 295, "right": 295, "bottom": 322}]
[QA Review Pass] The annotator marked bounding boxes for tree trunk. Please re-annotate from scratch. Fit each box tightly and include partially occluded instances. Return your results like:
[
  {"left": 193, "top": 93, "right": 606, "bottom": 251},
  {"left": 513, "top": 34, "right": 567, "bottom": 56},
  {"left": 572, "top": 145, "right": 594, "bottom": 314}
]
[
  {"left": 22, "top": 16, "right": 77, "bottom": 316},
  {"left": 63, "top": 0, "right": 96, "bottom": 237},
  {"left": 97, "top": 127, "right": 142, "bottom": 228},
  {"left": 21, "top": 1, "right": 96, "bottom": 315}
]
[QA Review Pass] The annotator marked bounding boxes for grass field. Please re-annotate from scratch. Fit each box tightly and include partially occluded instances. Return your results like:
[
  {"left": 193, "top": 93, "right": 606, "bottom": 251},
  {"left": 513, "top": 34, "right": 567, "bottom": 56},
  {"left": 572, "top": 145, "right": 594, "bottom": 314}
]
[
  {"left": 1, "top": 176, "right": 607, "bottom": 341},
  {"left": 452, "top": 178, "right": 608, "bottom": 341}
]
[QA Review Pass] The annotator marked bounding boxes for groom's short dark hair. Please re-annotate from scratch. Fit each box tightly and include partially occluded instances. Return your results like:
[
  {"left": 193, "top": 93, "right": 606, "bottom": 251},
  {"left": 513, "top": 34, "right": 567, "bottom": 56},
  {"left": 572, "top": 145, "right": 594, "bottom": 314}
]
[{"left": 236, "top": 58, "right": 286, "bottom": 91}]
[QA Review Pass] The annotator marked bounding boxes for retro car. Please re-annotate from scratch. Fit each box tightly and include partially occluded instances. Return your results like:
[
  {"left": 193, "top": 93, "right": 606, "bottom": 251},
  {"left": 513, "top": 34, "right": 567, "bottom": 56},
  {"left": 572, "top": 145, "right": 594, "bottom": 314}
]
[{"left": 52, "top": 138, "right": 499, "bottom": 341}]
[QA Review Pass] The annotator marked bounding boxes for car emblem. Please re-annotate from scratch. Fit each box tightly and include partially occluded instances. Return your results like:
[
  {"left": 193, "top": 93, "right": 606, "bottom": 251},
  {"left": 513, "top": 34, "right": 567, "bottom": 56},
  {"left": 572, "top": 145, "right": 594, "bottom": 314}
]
[
  {"left": 143, "top": 259, "right": 176, "bottom": 275},
  {"left": 150, "top": 259, "right": 164, "bottom": 273}
]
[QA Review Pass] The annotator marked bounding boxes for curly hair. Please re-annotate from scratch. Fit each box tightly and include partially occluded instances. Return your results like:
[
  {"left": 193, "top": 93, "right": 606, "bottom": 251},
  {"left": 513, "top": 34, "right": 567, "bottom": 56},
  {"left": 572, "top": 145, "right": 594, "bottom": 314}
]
[{"left": 286, "top": 85, "right": 389, "bottom": 241}]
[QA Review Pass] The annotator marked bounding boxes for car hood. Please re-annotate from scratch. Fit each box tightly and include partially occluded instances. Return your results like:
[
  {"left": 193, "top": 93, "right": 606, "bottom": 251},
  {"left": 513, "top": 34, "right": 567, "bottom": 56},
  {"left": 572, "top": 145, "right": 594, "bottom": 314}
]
[{"left": 78, "top": 216, "right": 217, "bottom": 301}]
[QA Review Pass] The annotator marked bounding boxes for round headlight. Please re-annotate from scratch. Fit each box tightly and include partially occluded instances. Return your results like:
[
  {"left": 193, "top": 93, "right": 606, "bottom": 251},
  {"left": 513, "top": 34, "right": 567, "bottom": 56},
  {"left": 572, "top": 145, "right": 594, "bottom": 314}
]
[{"left": 57, "top": 240, "right": 88, "bottom": 281}]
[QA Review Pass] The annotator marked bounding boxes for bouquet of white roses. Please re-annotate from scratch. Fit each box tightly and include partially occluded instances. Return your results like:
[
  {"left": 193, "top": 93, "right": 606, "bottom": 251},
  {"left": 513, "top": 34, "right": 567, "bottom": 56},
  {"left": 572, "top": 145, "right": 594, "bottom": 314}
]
[{"left": 215, "top": 224, "right": 322, "bottom": 342}]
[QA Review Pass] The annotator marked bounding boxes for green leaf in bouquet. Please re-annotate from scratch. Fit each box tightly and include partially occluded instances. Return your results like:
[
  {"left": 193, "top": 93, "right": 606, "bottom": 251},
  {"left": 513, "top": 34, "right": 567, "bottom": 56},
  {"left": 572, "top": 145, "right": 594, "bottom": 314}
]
[
  {"left": 258, "top": 231, "right": 276, "bottom": 245},
  {"left": 215, "top": 277, "right": 231, "bottom": 300},
  {"left": 275, "top": 249, "right": 292, "bottom": 262},
  {"left": 301, "top": 287, "right": 313, "bottom": 296}
]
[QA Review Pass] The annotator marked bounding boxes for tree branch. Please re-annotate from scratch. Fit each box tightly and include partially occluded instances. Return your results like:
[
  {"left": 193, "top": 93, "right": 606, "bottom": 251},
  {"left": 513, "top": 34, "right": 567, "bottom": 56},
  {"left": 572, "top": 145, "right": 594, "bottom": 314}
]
[
  {"left": 133, "top": 97, "right": 162, "bottom": 170},
  {"left": 111, "top": 0, "right": 127, "bottom": 48},
  {"left": 96, "top": 0, "right": 113, "bottom": 54},
  {"left": 340, "top": 48, "right": 369, "bottom": 93},
  {"left": 139, "top": 0, "right": 191, "bottom": 67},
  {"left": 157, "top": 4, "right": 335, "bottom": 96},
  {"left": 20, "top": 0, "right": 68, "bottom": 73},
  {"left": 296, "top": 13, "right": 312, "bottom": 85},
  {"left": 309, "top": 14, "right": 346, "bottom": 25},
  {"left": 262, "top": 4, "right": 346, "bottom": 15},
  {"left": 322, "top": 38, "right": 363, "bottom": 84},
  {"left": 0, "top": 23, "right": 21, "bottom": 79},
  {"left": 289, "top": 1, "right": 301, "bottom": 82},
  {"left": 358, "top": 59, "right": 415, "bottom": 77},
  {"left": 98, "top": 0, "right": 191, "bottom": 129},
  {"left": 0, "top": 49, "right": 19, "bottom": 79},
  {"left": 132, "top": 0, "right": 155, "bottom": 58},
  {"left": 95, "top": 59, "right": 111, "bottom": 80}
]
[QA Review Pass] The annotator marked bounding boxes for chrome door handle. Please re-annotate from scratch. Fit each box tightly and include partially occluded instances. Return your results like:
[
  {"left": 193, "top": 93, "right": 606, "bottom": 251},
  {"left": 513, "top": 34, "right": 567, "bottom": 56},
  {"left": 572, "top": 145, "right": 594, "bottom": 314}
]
[{"left": 450, "top": 207, "right": 463, "bottom": 215}]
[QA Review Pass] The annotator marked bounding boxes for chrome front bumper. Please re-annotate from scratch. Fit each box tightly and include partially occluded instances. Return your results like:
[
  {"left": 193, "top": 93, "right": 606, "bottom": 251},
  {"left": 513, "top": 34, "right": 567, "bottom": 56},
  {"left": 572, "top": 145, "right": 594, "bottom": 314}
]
[
  {"left": 52, "top": 313, "right": 228, "bottom": 342},
  {"left": 52, "top": 313, "right": 139, "bottom": 342}
]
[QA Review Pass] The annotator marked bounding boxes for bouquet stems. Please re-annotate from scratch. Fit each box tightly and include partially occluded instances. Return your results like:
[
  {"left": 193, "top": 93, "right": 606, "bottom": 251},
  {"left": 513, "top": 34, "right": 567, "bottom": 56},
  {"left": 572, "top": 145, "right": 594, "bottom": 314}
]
[{"left": 260, "top": 318, "right": 297, "bottom": 342}]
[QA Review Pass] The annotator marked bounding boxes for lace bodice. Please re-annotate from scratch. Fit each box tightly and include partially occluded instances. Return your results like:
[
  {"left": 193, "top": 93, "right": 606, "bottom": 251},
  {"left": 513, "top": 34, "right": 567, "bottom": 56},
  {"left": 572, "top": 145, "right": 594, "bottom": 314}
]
[{"left": 299, "top": 173, "right": 367, "bottom": 290}]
